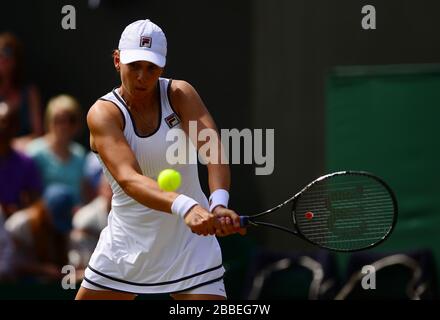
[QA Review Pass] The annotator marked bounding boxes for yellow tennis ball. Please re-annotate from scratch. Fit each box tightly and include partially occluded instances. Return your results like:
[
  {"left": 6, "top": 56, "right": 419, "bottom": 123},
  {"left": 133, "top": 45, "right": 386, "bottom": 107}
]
[{"left": 157, "top": 169, "right": 182, "bottom": 192}]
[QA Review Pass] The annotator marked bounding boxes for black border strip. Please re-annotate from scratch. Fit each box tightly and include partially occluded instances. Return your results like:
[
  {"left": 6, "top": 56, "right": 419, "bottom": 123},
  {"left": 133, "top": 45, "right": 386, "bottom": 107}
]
[
  {"left": 112, "top": 83, "right": 162, "bottom": 138},
  {"left": 87, "top": 263, "right": 223, "bottom": 286}
]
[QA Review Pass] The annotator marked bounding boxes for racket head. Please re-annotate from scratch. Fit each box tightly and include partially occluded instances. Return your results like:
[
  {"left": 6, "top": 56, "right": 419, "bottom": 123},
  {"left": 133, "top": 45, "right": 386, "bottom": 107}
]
[{"left": 292, "top": 171, "right": 397, "bottom": 252}]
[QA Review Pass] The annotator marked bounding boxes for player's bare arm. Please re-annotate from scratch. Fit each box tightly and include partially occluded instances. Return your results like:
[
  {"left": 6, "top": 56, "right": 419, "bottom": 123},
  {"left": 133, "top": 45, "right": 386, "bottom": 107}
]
[
  {"left": 169, "top": 80, "right": 245, "bottom": 236},
  {"left": 87, "top": 100, "right": 216, "bottom": 235}
]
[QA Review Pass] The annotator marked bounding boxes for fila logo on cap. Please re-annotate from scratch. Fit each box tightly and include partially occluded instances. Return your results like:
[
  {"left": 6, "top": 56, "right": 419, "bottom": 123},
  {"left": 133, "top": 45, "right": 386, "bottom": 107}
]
[
  {"left": 165, "top": 113, "right": 181, "bottom": 129},
  {"left": 140, "top": 36, "right": 152, "bottom": 48}
]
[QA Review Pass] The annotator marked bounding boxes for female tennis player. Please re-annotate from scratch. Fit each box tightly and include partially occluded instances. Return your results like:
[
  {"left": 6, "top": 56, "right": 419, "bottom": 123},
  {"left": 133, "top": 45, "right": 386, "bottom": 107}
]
[{"left": 75, "top": 19, "right": 245, "bottom": 300}]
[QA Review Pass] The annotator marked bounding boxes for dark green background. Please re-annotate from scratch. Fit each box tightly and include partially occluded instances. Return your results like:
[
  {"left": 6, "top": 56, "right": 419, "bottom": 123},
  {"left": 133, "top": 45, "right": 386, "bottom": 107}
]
[{"left": 326, "top": 65, "right": 440, "bottom": 283}]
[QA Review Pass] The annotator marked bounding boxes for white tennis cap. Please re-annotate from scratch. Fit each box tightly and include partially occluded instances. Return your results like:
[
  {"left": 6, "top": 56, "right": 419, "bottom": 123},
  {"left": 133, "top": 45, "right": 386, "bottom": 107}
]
[{"left": 118, "top": 19, "right": 167, "bottom": 67}]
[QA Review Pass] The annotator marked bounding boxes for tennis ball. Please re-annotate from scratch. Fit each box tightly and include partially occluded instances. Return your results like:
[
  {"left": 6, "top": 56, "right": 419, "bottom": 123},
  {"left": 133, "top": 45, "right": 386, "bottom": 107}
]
[{"left": 157, "top": 169, "right": 181, "bottom": 192}]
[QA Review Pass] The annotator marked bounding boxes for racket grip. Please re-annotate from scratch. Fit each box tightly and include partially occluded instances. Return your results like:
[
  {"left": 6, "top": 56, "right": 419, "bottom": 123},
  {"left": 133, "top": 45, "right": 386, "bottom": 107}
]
[{"left": 240, "top": 216, "right": 250, "bottom": 227}]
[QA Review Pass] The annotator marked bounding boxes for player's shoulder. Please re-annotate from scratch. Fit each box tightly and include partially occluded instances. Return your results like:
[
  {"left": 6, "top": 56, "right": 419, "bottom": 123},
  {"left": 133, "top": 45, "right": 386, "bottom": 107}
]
[
  {"left": 87, "top": 99, "right": 124, "bottom": 131},
  {"left": 169, "top": 79, "right": 199, "bottom": 98},
  {"left": 87, "top": 99, "right": 118, "bottom": 121},
  {"left": 168, "top": 79, "right": 202, "bottom": 114}
]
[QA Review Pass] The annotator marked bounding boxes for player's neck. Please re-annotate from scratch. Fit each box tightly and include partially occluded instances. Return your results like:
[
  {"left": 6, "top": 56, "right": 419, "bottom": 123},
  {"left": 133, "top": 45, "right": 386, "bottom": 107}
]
[{"left": 119, "top": 85, "right": 158, "bottom": 112}]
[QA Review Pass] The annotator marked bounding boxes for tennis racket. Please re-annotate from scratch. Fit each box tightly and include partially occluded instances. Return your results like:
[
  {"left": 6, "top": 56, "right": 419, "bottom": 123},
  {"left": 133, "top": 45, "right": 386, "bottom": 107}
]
[{"left": 240, "top": 171, "right": 398, "bottom": 252}]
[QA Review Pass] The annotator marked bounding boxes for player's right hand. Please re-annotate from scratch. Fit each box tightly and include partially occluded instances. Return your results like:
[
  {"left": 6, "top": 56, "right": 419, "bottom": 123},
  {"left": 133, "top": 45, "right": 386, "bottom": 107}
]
[
  {"left": 184, "top": 205, "right": 217, "bottom": 236},
  {"left": 212, "top": 206, "right": 247, "bottom": 237}
]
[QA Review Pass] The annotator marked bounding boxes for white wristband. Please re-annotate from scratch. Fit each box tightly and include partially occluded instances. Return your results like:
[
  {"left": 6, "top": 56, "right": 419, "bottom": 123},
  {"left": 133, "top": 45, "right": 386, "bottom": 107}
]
[
  {"left": 209, "top": 189, "right": 230, "bottom": 212},
  {"left": 171, "top": 195, "right": 199, "bottom": 219}
]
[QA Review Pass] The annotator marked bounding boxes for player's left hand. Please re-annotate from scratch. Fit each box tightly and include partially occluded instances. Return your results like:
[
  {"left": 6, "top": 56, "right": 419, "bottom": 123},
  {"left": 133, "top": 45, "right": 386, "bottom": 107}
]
[{"left": 212, "top": 206, "right": 246, "bottom": 237}]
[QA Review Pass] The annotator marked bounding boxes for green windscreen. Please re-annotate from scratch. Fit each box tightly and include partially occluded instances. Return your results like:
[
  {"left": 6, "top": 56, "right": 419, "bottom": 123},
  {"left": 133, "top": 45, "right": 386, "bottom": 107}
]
[{"left": 326, "top": 64, "right": 440, "bottom": 281}]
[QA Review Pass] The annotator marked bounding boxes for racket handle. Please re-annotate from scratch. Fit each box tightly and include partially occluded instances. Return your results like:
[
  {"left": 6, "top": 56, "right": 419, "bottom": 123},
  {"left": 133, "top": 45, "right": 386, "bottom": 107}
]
[{"left": 240, "top": 216, "right": 250, "bottom": 227}]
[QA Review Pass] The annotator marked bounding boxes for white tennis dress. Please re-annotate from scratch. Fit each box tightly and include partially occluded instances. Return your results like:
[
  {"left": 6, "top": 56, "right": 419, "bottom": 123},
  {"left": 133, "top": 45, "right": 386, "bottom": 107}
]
[{"left": 83, "top": 78, "right": 225, "bottom": 294}]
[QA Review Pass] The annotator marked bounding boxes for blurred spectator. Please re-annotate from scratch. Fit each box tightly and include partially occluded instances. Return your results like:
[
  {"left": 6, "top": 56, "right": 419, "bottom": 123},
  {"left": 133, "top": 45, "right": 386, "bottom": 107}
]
[
  {"left": 82, "top": 151, "right": 103, "bottom": 204},
  {"left": 0, "top": 101, "right": 42, "bottom": 218},
  {"left": 0, "top": 207, "right": 15, "bottom": 282},
  {"left": 26, "top": 95, "right": 86, "bottom": 205},
  {"left": 69, "top": 174, "right": 111, "bottom": 272},
  {"left": 0, "top": 32, "right": 43, "bottom": 151},
  {"left": 4, "top": 184, "right": 75, "bottom": 283}
]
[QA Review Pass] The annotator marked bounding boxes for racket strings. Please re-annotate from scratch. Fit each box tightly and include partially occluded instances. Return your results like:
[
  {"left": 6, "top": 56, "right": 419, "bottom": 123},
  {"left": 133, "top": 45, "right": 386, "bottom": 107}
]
[{"left": 294, "top": 175, "right": 396, "bottom": 251}]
